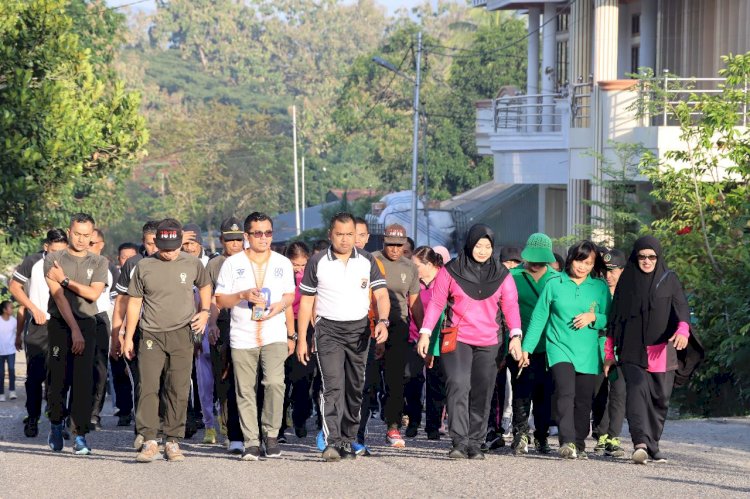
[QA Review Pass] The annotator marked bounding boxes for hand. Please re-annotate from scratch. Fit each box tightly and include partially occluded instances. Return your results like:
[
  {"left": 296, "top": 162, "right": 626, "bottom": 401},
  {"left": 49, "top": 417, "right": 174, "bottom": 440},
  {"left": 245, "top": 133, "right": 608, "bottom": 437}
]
[
  {"left": 373, "top": 322, "right": 388, "bottom": 344},
  {"left": 424, "top": 354, "right": 435, "bottom": 369},
  {"left": 15, "top": 335, "right": 23, "bottom": 351},
  {"left": 71, "top": 328, "right": 85, "bottom": 355},
  {"left": 190, "top": 310, "right": 210, "bottom": 335},
  {"left": 416, "top": 333, "right": 430, "bottom": 358},
  {"left": 240, "top": 289, "right": 267, "bottom": 306},
  {"left": 207, "top": 324, "right": 221, "bottom": 345},
  {"left": 123, "top": 337, "right": 135, "bottom": 360},
  {"left": 374, "top": 343, "right": 385, "bottom": 360},
  {"left": 508, "top": 336, "right": 522, "bottom": 362},
  {"left": 287, "top": 339, "right": 296, "bottom": 357},
  {"left": 109, "top": 334, "right": 122, "bottom": 358},
  {"left": 519, "top": 351, "right": 530, "bottom": 368},
  {"left": 296, "top": 340, "right": 310, "bottom": 365},
  {"left": 182, "top": 230, "right": 197, "bottom": 245},
  {"left": 30, "top": 305, "right": 47, "bottom": 326},
  {"left": 46, "top": 261, "right": 66, "bottom": 284},
  {"left": 573, "top": 312, "right": 596, "bottom": 330},
  {"left": 259, "top": 301, "right": 285, "bottom": 321},
  {"left": 669, "top": 332, "right": 689, "bottom": 350},
  {"left": 603, "top": 358, "right": 616, "bottom": 377}
]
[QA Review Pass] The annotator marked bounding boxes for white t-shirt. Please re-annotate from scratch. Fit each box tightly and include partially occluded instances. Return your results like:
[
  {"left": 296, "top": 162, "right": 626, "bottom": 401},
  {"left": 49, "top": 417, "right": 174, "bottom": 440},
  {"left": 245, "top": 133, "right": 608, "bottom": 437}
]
[
  {"left": 96, "top": 268, "right": 113, "bottom": 314},
  {"left": 0, "top": 316, "right": 17, "bottom": 356},
  {"left": 215, "top": 251, "right": 295, "bottom": 349}
]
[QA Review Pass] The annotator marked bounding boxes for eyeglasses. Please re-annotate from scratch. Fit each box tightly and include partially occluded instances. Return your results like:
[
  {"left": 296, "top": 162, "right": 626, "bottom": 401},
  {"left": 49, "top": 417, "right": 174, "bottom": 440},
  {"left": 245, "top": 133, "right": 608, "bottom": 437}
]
[
  {"left": 248, "top": 230, "right": 273, "bottom": 238},
  {"left": 637, "top": 254, "right": 658, "bottom": 262}
]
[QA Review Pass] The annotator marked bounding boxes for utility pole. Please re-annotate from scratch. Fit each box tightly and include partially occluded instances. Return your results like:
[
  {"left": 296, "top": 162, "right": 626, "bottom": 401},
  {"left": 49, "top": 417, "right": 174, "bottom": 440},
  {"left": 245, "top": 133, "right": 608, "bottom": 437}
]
[
  {"left": 292, "top": 105, "right": 300, "bottom": 236},
  {"left": 301, "top": 156, "right": 306, "bottom": 232},
  {"left": 410, "top": 31, "right": 422, "bottom": 244}
]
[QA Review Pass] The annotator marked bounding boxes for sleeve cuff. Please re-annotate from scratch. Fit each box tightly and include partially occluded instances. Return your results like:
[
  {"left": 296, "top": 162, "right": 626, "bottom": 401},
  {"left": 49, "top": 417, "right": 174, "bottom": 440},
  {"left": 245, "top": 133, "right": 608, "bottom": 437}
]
[
  {"left": 675, "top": 321, "right": 690, "bottom": 338},
  {"left": 509, "top": 328, "right": 522, "bottom": 338},
  {"left": 419, "top": 328, "right": 432, "bottom": 337}
]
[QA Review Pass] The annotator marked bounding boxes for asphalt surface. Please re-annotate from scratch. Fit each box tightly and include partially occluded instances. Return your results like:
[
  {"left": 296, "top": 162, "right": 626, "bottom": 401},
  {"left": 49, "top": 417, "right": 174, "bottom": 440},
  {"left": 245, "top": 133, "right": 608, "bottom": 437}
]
[{"left": 1, "top": 353, "right": 749, "bottom": 498}]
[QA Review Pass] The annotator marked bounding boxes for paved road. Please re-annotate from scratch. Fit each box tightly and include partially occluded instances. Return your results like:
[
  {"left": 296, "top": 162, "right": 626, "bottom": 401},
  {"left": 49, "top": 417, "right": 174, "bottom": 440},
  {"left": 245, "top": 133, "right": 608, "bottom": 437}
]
[{"left": 1, "top": 353, "right": 749, "bottom": 498}]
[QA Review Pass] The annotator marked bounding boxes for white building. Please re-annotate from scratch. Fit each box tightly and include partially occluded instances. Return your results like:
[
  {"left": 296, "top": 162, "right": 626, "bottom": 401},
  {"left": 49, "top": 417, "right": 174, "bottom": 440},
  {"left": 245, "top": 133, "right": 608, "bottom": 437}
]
[{"left": 470, "top": 0, "right": 750, "bottom": 244}]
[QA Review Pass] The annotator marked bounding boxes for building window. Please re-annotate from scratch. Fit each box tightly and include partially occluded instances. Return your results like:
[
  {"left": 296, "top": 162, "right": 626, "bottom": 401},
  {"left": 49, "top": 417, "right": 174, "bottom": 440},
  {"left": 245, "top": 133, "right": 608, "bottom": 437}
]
[
  {"left": 557, "top": 40, "right": 569, "bottom": 87},
  {"left": 631, "top": 14, "right": 640, "bottom": 36},
  {"left": 631, "top": 45, "right": 640, "bottom": 75},
  {"left": 557, "top": 12, "right": 569, "bottom": 32}
]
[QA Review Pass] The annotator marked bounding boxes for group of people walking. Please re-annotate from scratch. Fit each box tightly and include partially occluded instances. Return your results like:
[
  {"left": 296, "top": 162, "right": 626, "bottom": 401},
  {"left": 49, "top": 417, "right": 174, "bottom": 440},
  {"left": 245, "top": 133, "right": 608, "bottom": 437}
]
[{"left": 7, "top": 210, "right": 700, "bottom": 464}]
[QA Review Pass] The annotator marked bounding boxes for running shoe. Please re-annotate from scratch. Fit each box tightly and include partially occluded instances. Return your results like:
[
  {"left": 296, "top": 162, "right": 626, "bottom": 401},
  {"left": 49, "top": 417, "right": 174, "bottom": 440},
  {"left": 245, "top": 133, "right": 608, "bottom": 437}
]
[
  {"left": 338, "top": 442, "right": 356, "bottom": 460},
  {"left": 605, "top": 437, "right": 625, "bottom": 458},
  {"left": 558, "top": 442, "right": 577, "bottom": 459},
  {"left": 405, "top": 425, "right": 418, "bottom": 438},
  {"left": 48, "top": 423, "right": 64, "bottom": 452},
  {"left": 426, "top": 430, "right": 440, "bottom": 440},
  {"left": 241, "top": 446, "right": 260, "bottom": 461},
  {"left": 351, "top": 441, "right": 371, "bottom": 456},
  {"left": 9, "top": 391, "right": 17, "bottom": 400},
  {"left": 203, "top": 428, "right": 217, "bottom": 444},
  {"left": 485, "top": 429, "right": 504, "bottom": 450},
  {"left": 534, "top": 437, "right": 552, "bottom": 454},
  {"left": 447, "top": 447, "right": 468, "bottom": 459},
  {"left": 73, "top": 435, "right": 91, "bottom": 455},
  {"left": 594, "top": 433, "right": 608, "bottom": 453},
  {"left": 264, "top": 437, "right": 282, "bottom": 458},
  {"left": 386, "top": 428, "right": 405, "bottom": 448},
  {"left": 24, "top": 417, "right": 39, "bottom": 438},
  {"left": 467, "top": 447, "right": 485, "bottom": 460},
  {"left": 164, "top": 441, "right": 185, "bottom": 462},
  {"left": 512, "top": 433, "right": 529, "bottom": 455},
  {"left": 117, "top": 413, "right": 133, "bottom": 427},
  {"left": 136, "top": 440, "right": 160, "bottom": 462},
  {"left": 227, "top": 441, "right": 244, "bottom": 455},
  {"left": 321, "top": 445, "right": 341, "bottom": 462},
  {"left": 578, "top": 450, "right": 588, "bottom": 460},
  {"left": 632, "top": 447, "right": 648, "bottom": 465},
  {"left": 133, "top": 433, "right": 145, "bottom": 451},
  {"left": 294, "top": 426, "right": 307, "bottom": 438},
  {"left": 316, "top": 430, "right": 326, "bottom": 451},
  {"left": 277, "top": 434, "right": 288, "bottom": 444},
  {"left": 649, "top": 450, "right": 668, "bottom": 463}
]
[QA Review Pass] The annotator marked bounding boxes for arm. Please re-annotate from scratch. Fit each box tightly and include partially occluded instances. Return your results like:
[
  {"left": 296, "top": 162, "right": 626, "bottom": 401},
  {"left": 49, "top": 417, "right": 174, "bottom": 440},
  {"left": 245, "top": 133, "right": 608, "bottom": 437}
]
[
  {"left": 190, "top": 284, "right": 212, "bottom": 333},
  {"left": 499, "top": 275, "right": 522, "bottom": 337},
  {"left": 418, "top": 267, "right": 450, "bottom": 335},
  {"left": 46, "top": 277, "right": 85, "bottom": 354},
  {"left": 46, "top": 261, "right": 105, "bottom": 302},
  {"left": 122, "top": 296, "right": 143, "bottom": 359},
  {"left": 15, "top": 305, "right": 26, "bottom": 351},
  {"left": 521, "top": 283, "right": 553, "bottom": 354},
  {"left": 372, "top": 287, "right": 390, "bottom": 344},
  {"left": 284, "top": 304, "right": 296, "bottom": 356},
  {"left": 109, "top": 293, "right": 129, "bottom": 357},
  {"left": 408, "top": 293, "right": 424, "bottom": 331},
  {"left": 9, "top": 279, "right": 46, "bottom": 325},
  {"left": 296, "top": 294, "right": 315, "bottom": 365}
]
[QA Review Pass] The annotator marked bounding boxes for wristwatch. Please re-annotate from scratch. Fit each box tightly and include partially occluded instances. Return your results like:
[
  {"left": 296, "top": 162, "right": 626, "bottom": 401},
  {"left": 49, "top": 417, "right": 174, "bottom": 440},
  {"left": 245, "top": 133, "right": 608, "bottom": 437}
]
[
  {"left": 377, "top": 319, "right": 390, "bottom": 327},
  {"left": 60, "top": 277, "right": 70, "bottom": 288},
  {"left": 201, "top": 308, "right": 210, "bottom": 313},
  {"left": 287, "top": 333, "right": 298, "bottom": 341}
]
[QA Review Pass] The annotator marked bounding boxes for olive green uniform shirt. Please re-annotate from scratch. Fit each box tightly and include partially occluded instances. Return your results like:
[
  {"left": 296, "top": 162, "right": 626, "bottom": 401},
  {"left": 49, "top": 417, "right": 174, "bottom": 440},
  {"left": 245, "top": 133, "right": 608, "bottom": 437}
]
[
  {"left": 372, "top": 251, "right": 421, "bottom": 324},
  {"left": 44, "top": 250, "right": 108, "bottom": 319}
]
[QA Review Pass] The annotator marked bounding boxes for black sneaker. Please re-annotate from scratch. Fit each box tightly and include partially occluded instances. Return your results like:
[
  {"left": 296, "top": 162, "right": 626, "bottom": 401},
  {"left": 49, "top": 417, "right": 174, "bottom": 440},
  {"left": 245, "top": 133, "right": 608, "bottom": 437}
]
[
  {"left": 241, "top": 446, "right": 261, "bottom": 461},
  {"left": 511, "top": 433, "right": 529, "bottom": 455},
  {"left": 649, "top": 450, "right": 668, "bottom": 463},
  {"left": 277, "top": 434, "right": 288, "bottom": 444},
  {"left": 448, "top": 447, "right": 468, "bottom": 459},
  {"left": 117, "top": 413, "right": 133, "bottom": 427},
  {"left": 426, "top": 430, "right": 440, "bottom": 440},
  {"left": 534, "top": 437, "right": 552, "bottom": 454},
  {"left": 294, "top": 426, "right": 307, "bottom": 438},
  {"left": 24, "top": 418, "right": 39, "bottom": 438},
  {"left": 405, "top": 425, "right": 418, "bottom": 438},
  {"left": 184, "top": 419, "right": 197, "bottom": 439},
  {"left": 467, "top": 447, "right": 485, "bottom": 460},
  {"left": 485, "top": 430, "right": 504, "bottom": 450},
  {"left": 339, "top": 442, "right": 357, "bottom": 460},
  {"left": 264, "top": 437, "right": 282, "bottom": 458},
  {"left": 322, "top": 445, "right": 341, "bottom": 462}
]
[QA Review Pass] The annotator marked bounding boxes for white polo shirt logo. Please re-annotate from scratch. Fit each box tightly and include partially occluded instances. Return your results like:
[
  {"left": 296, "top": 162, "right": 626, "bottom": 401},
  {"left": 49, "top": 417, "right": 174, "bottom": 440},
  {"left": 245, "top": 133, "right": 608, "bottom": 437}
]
[{"left": 179, "top": 272, "right": 187, "bottom": 284}]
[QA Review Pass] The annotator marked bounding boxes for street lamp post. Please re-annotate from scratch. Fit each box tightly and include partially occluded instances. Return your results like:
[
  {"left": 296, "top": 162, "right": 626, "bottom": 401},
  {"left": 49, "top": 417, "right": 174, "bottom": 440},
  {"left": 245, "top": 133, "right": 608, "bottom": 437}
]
[{"left": 373, "top": 31, "right": 422, "bottom": 244}]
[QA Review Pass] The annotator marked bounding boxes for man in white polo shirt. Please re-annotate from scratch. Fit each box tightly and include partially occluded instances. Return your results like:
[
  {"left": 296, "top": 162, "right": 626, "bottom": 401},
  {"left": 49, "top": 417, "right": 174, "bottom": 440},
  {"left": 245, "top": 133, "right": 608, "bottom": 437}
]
[
  {"left": 215, "top": 212, "right": 295, "bottom": 461},
  {"left": 296, "top": 212, "right": 390, "bottom": 462}
]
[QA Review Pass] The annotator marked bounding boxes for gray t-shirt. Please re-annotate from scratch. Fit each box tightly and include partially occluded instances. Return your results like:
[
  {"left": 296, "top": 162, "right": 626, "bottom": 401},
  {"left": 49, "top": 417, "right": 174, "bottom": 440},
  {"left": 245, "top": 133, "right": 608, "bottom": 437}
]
[
  {"left": 128, "top": 252, "right": 211, "bottom": 333},
  {"left": 43, "top": 249, "right": 109, "bottom": 319},
  {"left": 372, "top": 251, "right": 421, "bottom": 324}
]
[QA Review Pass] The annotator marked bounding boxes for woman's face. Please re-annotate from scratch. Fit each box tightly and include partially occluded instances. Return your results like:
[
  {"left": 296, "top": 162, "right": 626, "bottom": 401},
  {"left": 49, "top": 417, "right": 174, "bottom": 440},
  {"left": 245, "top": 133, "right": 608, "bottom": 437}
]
[
  {"left": 637, "top": 249, "right": 658, "bottom": 273},
  {"left": 412, "top": 256, "right": 435, "bottom": 281},
  {"left": 472, "top": 237, "right": 493, "bottom": 263},
  {"left": 290, "top": 255, "right": 308, "bottom": 275},
  {"left": 569, "top": 252, "right": 596, "bottom": 279}
]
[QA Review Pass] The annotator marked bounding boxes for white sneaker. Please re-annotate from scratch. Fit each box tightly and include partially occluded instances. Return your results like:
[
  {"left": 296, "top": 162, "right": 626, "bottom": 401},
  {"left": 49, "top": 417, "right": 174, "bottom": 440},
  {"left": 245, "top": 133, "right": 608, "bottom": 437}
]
[
  {"left": 9, "top": 391, "right": 17, "bottom": 400},
  {"left": 0, "top": 394, "right": 5, "bottom": 402},
  {"left": 227, "top": 441, "right": 244, "bottom": 455}
]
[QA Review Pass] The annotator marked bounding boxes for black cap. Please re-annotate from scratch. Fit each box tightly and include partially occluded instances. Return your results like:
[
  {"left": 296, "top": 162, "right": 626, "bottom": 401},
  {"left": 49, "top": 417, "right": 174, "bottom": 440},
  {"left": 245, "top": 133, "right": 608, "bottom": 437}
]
[
  {"left": 182, "top": 223, "right": 203, "bottom": 245},
  {"left": 500, "top": 246, "right": 522, "bottom": 263},
  {"left": 603, "top": 249, "right": 627, "bottom": 269},
  {"left": 220, "top": 217, "right": 244, "bottom": 241},
  {"left": 155, "top": 219, "right": 182, "bottom": 251}
]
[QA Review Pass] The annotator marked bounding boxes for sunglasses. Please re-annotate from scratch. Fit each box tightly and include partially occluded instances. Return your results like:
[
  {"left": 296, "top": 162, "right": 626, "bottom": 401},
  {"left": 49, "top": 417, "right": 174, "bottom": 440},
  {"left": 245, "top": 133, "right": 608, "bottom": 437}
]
[
  {"left": 89, "top": 240, "right": 102, "bottom": 246},
  {"left": 637, "top": 254, "right": 658, "bottom": 262},
  {"left": 248, "top": 230, "right": 273, "bottom": 238}
]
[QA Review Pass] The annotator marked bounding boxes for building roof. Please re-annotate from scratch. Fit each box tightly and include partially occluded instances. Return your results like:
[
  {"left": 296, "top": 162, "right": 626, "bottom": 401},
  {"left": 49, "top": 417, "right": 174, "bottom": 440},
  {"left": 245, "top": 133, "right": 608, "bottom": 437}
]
[
  {"left": 441, "top": 181, "right": 533, "bottom": 225},
  {"left": 272, "top": 201, "right": 339, "bottom": 242},
  {"left": 483, "top": 0, "right": 567, "bottom": 11}
]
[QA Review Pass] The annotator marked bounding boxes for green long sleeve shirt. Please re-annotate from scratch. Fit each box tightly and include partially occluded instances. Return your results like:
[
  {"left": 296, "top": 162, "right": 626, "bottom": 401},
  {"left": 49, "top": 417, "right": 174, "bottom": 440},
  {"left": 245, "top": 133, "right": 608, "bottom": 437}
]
[
  {"left": 510, "top": 265, "right": 559, "bottom": 354},
  {"left": 522, "top": 273, "right": 611, "bottom": 375}
]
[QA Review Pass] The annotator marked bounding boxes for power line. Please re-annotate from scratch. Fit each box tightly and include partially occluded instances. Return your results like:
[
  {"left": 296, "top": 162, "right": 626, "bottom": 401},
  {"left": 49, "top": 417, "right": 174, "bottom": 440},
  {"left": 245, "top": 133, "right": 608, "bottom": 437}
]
[{"left": 108, "top": 0, "right": 152, "bottom": 11}]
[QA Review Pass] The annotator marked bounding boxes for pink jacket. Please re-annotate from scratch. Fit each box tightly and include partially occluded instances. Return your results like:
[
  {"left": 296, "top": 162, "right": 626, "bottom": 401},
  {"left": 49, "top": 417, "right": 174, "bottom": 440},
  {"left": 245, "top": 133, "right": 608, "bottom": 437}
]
[
  {"left": 604, "top": 322, "right": 690, "bottom": 373},
  {"left": 420, "top": 267, "right": 522, "bottom": 347}
]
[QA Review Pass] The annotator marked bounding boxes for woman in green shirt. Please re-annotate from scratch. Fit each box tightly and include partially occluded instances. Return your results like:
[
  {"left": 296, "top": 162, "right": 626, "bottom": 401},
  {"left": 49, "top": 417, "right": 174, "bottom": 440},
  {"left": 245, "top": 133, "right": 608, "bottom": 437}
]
[{"left": 520, "top": 240, "right": 611, "bottom": 459}]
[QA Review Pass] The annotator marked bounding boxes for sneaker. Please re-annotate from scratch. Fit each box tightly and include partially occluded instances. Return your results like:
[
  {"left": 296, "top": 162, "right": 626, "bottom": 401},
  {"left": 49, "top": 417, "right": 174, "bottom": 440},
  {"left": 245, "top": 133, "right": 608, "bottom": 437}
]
[
  {"left": 136, "top": 440, "right": 160, "bottom": 462},
  {"left": 386, "top": 428, "right": 405, "bottom": 448},
  {"left": 24, "top": 417, "right": 39, "bottom": 438},
  {"left": 577, "top": 449, "right": 588, "bottom": 460},
  {"left": 48, "top": 423, "right": 64, "bottom": 452},
  {"left": 448, "top": 446, "right": 468, "bottom": 459},
  {"left": 485, "top": 430, "right": 504, "bottom": 450},
  {"left": 184, "top": 420, "right": 197, "bottom": 439},
  {"left": 512, "top": 434, "right": 529, "bottom": 455},
  {"left": 117, "top": 413, "right": 133, "bottom": 427},
  {"left": 73, "top": 435, "right": 92, "bottom": 455},
  {"left": 322, "top": 445, "right": 341, "bottom": 462},
  {"left": 405, "top": 425, "right": 418, "bottom": 438},
  {"left": 632, "top": 447, "right": 648, "bottom": 465},
  {"left": 534, "top": 437, "right": 552, "bottom": 454},
  {"left": 8, "top": 391, "right": 17, "bottom": 400},
  {"left": 401, "top": 414, "right": 410, "bottom": 428},
  {"left": 548, "top": 425, "right": 559, "bottom": 437},
  {"left": 351, "top": 441, "right": 370, "bottom": 456},
  {"left": 338, "top": 442, "right": 356, "bottom": 460},
  {"left": 316, "top": 430, "right": 327, "bottom": 452},
  {"left": 426, "top": 430, "right": 440, "bottom": 440},
  {"left": 227, "top": 441, "right": 244, "bottom": 455},
  {"left": 605, "top": 437, "right": 625, "bottom": 458},
  {"left": 649, "top": 451, "right": 668, "bottom": 463},
  {"left": 559, "top": 442, "right": 577, "bottom": 459},
  {"left": 480, "top": 441, "right": 490, "bottom": 453},
  {"left": 133, "top": 434, "right": 145, "bottom": 451},
  {"left": 467, "top": 447, "right": 485, "bottom": 460},
  {"left": 264, "top": 437, "right": 281, "bottom": 458},
  {"left": 90, "top": 418, "right": 102, "bottom": 431},
  {"left": 241, "top": 446, "right": 261, "bottom": 461},
  {"left": 594, "top": 433, "right": 608, "bottom": 453},
  {"left": 0, "top": 394, "right": 5, "bottom": 402},
  {"left": 203, "top": 428, "right": 217, "bottom": 444},
  {"left": 164, "top": 441, "right": 185, "bottom": 462},
  {"left": 277, "top": 434, "right": 288, "bottom": 444},
  {"left": 294, "top": 426, "right": 307, "bottom": 438}
]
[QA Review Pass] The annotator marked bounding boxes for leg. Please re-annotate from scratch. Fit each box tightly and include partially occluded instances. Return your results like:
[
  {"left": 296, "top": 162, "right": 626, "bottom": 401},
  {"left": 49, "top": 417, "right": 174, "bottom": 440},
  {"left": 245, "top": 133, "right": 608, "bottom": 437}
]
[
  {"left": 195, "top": 341, "right": 215, "bottom": 430},
  {"left": 24, "top": 322, "right": 48, "bottom": 420},
  {"left": 468, "top": 344, "right": 500, "bottom": 449},
  {"left": 136, "top": 331, "right": 167, "bottom": 442},
  {"left": 110, "top": 356, "right": 134, "bottom": 416},
  {"left": 232, "top": 347, "right": 262, "bottom": 447},
  {"left": 647, "top": 370, "right": 675, "bottom": 454},
  {"left": 508, "top": 355, "right": 532, "bottom": 441},
  {"left": 530, "top": 354, "right": 553, "bottom": 442},
  {"left": 441, "top": 341, "right": 473, "bottom": 451},
  {"left": 572, "top": 373, "right": 596, "bottom": 451},
  {"left": 290, "top": 355, "right": 315, "bottom": 430},
  {"left": 314, "top": 319, "right": 347, "bottom": 447},
  {"left": 0, "top": 355, "right": 5, "bottom": 394},
  {"left": 606, "top": 366, "right": 626, "bottom": 438},
  {"left": 259, "top": 342, "right": 288, "bottom": 440},
  {"left": 161, "top": 327, "right": 194, "bottom": 442},
  {"left": 549, "top": 363, "right": 576, "bottom": 447},
  {"left": 46, "top": 317, "right": 71, "bottom": 425},
  {"left": 591, "top": 373, "right": 609, "bottom": 438},
  {"left": 68, "top": 317, "right": 97, "bottom": 435},
  {"left": 424, "top": 357, "right": 447, "bottom": 434},
  {"left": 356, "top": 338, "right": 378, "bottom": 443},
  {"left": 90, "top": 314, "right": 110, "bottom": 424},
  {"left": 403, "top": 345, "right": 425, "bottom": 430},
  {"left": 383, "top": 321, "right": 409, "bottom": 429},
  {"left": 340, "top": 324, "right": 370, "bottom": 444},
  {"left": 622, "top": 362, "right": 650, "bottom": 450}
]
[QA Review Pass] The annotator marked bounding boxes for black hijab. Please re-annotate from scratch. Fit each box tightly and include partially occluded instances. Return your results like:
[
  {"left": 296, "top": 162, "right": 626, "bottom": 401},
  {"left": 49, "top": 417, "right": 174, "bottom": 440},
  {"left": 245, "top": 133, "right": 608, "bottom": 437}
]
[
  {"left": 610, "top": 235, "right": 689, "bottom": 366},
  {"left": 446, "top": 224, "right": 508, "bottom": 300}
]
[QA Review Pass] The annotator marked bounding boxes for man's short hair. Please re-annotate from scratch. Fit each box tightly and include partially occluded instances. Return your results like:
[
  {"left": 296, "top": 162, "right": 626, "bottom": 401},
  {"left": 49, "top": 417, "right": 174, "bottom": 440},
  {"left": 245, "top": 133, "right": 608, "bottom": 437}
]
[
  {"left": 93, "top": 228, "right": 104, "bottom": 239},
  {"left": 354, "top": 216, "right": 368, "bottom": 227},
  {"left": 243, "top": 212, "right": 273, "bottom": 232},
  {"left": 142, "top": 220, "right": 159, "bottom": 236},
  {"left": 70, "top": 212, "right": 95, "bottom": 227},
  {"left": 313, "top": 239, "right": 330, "bottom": 252},
  {"left": 118, "top": 242, "right": 139, "bottom": 254},
  {"left": 328, "top": 212, "right": 355, "bottom": 231},
  {"left": 46, "top": 228, "right": 68, "bottom": 244}
]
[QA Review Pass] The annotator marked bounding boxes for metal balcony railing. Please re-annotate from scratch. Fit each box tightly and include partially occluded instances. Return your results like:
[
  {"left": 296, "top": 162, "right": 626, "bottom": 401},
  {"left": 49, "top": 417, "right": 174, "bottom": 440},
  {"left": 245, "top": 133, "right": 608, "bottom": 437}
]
[
  {"left": 493, "top": 93, "right": 565, "bottom": 133},
  {"left": 571, "top": 80, "right": 593, "bottom": 128}
]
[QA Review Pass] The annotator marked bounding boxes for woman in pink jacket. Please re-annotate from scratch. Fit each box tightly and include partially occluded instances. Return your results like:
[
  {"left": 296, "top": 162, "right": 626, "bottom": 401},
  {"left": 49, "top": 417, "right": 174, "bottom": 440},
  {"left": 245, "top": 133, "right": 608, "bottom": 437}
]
[{"left": 417, "top": 224, "right": 521, "bottom": 459}]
